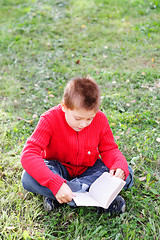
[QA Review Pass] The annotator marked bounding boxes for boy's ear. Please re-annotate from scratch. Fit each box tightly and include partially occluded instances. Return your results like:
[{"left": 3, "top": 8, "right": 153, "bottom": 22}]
[{"left": 61, "top": 100, "right": 67, "bottom": 112}]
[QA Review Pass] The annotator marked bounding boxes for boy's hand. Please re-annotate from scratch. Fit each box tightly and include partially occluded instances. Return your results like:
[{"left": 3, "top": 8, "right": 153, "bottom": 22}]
[
  {"left": 55, "top": 182, "right": 74, "bottom": 204},
  {"left": 110, "top": 168, "right": 125, "bottom": 180}
]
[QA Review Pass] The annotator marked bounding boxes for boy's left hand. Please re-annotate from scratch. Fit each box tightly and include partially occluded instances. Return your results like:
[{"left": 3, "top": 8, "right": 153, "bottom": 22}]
[{"left": 110, "top": 168, "right": 125, "bottom": 180}]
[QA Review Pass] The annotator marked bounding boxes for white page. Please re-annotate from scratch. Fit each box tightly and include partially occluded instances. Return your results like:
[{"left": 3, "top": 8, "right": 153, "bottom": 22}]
[
  {"left": 73, "top": 192, "right": 103, "bottom": 207},
  {"left": 89, "top": 172, "right": 125, "bottom": 207},
  {"left": 73, "top": 172, "right": 125, "bottom": 209}
]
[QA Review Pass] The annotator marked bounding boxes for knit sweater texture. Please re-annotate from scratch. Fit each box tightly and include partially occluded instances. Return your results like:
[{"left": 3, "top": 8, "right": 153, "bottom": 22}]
[{"left": 21, "top": 105, "right": 129, "bottom": 196}]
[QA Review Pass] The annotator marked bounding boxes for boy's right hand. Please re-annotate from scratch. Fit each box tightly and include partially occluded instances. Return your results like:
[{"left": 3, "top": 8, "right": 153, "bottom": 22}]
[{"left": 55, "top": 182, "right": 74, "bottom": 204}]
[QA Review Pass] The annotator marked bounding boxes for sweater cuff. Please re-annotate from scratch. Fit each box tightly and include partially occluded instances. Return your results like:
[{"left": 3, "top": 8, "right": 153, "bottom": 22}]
[
  {"left": 110, "top": 162, "right": 129, "bottom": 180},
  {"left": 48, "top": 174, "right": 67, "bottom": 196}
]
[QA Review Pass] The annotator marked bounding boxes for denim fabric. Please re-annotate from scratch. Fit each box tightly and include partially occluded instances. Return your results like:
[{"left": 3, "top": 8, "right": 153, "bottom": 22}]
[
  {"left": 22, "top": 159, "right": 134, "bottom": 205},
  {"left": 68, "top": 159, "right": 133, "bottom": 191}
]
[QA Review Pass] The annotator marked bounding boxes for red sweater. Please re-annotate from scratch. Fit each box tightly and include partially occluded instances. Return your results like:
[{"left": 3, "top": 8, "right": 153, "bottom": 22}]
[{"left": 21, "top": 105, "right": 129, "bottom": 196}]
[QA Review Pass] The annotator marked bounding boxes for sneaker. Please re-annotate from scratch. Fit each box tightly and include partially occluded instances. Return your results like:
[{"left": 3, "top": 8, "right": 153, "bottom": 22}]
[
  {"left": 43, "top": 196, "right": 61, "bottom": 212},
  {"left": 43, "top": 196, "right": 55, "bottom": 211},
  {"left": 98, "top": 195, "right": 126, "bottom": 216}
]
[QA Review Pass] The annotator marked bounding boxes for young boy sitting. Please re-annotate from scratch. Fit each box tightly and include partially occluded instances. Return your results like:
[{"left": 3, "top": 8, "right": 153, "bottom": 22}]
[{"left": 21, "top": 77, "right": 133, "bottom": 215}]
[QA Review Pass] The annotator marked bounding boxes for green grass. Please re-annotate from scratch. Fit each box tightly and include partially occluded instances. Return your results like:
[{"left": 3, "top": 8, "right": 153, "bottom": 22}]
[{"left": 0, "top": 0, "right": 160, "bottom": 239}]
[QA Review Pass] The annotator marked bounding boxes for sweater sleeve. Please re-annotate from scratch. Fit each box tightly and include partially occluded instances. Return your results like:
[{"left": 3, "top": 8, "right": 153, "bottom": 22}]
[
  {"left": 21, "top": 116, "right": 66, "bottom": 196},
  {"left": 98, "top": 123, "right": 129, "bottom": 179}
]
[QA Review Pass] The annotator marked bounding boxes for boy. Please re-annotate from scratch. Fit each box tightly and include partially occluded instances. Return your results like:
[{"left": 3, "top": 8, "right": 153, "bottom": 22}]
[{"left": 21, "top": 77, "right": 133, "bottom": 215}]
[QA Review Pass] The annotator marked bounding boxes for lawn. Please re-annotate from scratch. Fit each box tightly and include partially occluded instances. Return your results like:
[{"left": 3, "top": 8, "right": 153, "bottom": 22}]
[{"left": 0, "top": 0, "right": 160, "bottom": 239}]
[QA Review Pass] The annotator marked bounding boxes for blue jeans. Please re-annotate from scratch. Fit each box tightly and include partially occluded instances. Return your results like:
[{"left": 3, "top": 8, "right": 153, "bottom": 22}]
[{"left": 22, "top": 159, "right": 133, "bottom": 206}]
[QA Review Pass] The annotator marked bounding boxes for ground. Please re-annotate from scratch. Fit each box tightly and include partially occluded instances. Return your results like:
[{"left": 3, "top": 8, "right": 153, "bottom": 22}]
[{"left": 0, "top": 0, "right": 160, "bottom": 239}]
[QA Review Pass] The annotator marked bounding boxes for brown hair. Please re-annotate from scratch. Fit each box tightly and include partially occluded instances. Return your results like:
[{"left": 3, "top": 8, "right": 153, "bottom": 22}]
[{"left": 63, "top": 77, "right": 100, "bottom": 112}]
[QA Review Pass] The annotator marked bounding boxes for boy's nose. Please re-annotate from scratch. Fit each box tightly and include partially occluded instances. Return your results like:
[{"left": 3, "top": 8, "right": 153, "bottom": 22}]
[{"left": 79, "top": 121, "right": 87, "bottom": 128}]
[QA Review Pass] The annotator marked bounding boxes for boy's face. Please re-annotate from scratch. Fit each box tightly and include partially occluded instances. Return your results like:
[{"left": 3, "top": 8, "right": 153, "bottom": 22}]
[{"left": 62, "top": 105, "right": 96, "bottom": 132}]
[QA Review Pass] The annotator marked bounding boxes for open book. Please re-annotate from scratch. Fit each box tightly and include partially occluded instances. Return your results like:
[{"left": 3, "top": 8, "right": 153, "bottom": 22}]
[{"left": 73, "top": 172, "right": 125, "bottom": 209}]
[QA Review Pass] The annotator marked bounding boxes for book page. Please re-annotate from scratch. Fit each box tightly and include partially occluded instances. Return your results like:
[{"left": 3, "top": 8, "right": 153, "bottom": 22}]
[
  {"left": 73, "top": 172, "right": 125, "bottom": 209},
  {"left": 73, "top": 192, "right": 104, "bottom": 207},
  {"left": 89, "top": 172, "right": 125, "bottom": 208}
]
